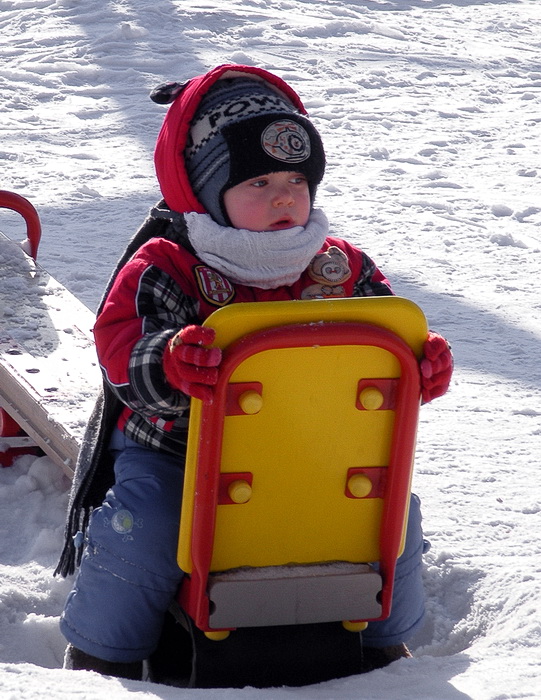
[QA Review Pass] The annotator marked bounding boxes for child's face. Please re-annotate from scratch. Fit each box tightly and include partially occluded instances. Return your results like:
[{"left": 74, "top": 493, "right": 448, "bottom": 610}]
[{"left": 223, "top": 171, "right": 311, "bottom": 232}]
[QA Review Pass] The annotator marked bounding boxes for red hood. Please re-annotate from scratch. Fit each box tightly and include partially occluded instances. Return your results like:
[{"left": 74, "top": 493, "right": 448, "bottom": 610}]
[{"left": 153, "top": 64, "right": 309, "bottom": 216}]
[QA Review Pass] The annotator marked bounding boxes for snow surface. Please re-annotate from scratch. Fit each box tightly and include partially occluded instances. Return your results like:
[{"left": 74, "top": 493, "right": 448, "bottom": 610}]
[{"left": 1, "top": 1, "right": 540, "bottom": 698}]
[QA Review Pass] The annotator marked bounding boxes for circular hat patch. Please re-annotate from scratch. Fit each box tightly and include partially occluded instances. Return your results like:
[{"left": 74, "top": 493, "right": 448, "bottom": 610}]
[{"left": 261, "top": 119, "right": 311, "bottom": 163}]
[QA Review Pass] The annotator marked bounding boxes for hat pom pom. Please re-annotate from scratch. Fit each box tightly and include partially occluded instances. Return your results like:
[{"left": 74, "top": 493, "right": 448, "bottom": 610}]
[{"left": 150, "top": 81, "right": 189, "bottom": 105}]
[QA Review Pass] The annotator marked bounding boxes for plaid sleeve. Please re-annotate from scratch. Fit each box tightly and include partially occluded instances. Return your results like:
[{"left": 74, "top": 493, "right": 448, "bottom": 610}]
[
  {"left": 124, "top": 331, "right": 191, "bottom": 417},
  {"left": 98, "top": 264, "right": 199, "bottom": 418},
  {"left": 352, "top": 251, "right": 394, "bottom": 297}
]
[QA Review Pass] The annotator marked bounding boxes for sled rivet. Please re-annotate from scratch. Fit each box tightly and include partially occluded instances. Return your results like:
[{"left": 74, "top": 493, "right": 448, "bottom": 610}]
[
  {"left": 347, "top": 473, "right": 373, "bottom": 499},
  {"left": 204, "top": 630, "right": 230, "bottom": 641},
  {"left": 359, "top": 387, "right": 384, "bottom": 411},
  {"left": 228, "top": 479, "right": 253, "bottom": 504},
  {"left": 238, "top": 389, "right": 263, "bottom": 414},
  {"left": 342, "top": 620, "right": 368, "bottom": 632}
]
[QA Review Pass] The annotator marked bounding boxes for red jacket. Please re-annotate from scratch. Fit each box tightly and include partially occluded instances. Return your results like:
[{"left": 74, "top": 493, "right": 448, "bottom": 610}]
[{"left": 94, "top": 222, "right": 392, "bottom": 454}]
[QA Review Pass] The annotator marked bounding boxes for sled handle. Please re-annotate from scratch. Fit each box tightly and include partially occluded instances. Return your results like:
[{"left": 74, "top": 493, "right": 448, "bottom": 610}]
[{"left": 0, "top": 190, "right": 41, "bottom": 260}]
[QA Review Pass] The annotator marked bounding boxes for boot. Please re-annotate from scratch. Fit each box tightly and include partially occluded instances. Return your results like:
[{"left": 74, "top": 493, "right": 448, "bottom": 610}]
[
  {"left": 63, "top": 643, "right": 143, "bottom": 681},
  {"left": 361, "top": 643, "right": 412, "bottom": 672}
]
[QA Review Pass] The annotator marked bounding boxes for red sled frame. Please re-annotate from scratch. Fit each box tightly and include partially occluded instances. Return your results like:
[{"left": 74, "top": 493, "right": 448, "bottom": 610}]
[{"left": 0, "top": 191, "right": 42, "bottom": 465}]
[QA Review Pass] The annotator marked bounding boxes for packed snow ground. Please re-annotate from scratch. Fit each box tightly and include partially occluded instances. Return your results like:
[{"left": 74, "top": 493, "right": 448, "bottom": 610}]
[{"left": 1, "top": 1, "right": 540, "bottom": 698}]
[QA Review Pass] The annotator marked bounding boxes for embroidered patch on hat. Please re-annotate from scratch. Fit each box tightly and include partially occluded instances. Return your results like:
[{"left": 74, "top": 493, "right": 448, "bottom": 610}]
[
  {"left": 261, "top": 119, "right": 311, "bottom": 163},
  {"left": 194, "top": 265, "right": 235, "bottom": 306}
]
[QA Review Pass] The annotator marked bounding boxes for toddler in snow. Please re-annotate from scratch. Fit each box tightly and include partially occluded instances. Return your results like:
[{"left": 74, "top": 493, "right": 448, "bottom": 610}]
[{"left": 56, "top": 64, "right": 453, "bottom": 681}]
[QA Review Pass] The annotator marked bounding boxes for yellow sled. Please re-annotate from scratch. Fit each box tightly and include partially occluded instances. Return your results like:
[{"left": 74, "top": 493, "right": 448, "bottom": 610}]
[{"left": 159, "top": 297, "right": 427, "bottom": 687}]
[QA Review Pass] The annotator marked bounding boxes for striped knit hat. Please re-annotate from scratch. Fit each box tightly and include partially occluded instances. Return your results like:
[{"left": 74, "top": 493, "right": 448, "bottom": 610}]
[{"left": 184, "top": 76, "right": 325, "bottom": 226}]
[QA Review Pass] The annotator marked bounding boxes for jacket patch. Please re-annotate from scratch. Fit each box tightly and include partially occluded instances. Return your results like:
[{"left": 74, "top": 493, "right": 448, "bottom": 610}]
[
  {"left": 194, "top": 265, "right": 235, "bottom": 306},
  {"left": 302, "top": 246, "right": 352, "bottom": 299}
]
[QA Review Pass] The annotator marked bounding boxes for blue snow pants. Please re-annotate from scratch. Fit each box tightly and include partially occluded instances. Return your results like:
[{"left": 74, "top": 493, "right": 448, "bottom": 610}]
[
  {"left": 60, "top": 430, "right": 186, "bottom": 662},
  {"left": 60, "top": 430, "right": 426, "bottom": 662}
]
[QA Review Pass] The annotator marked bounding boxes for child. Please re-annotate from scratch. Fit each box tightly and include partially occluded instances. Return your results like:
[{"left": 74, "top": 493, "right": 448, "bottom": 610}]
[{"left": 56, "top": 64, "right": 453, "bottom": 681}]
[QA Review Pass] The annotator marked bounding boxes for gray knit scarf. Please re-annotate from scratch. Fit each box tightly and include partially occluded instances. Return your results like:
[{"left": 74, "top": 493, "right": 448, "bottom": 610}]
[{"left": 185, "top": 209, "right": 329, "bottom": 289}]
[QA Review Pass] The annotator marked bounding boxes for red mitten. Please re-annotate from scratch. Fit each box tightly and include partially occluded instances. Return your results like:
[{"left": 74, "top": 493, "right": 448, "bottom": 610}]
[
  {"left": 163, "top": 325, "right": 222, "bottom": 403},
  {"left": 420, "top": 331, "right": 453, "bottom": 403}
]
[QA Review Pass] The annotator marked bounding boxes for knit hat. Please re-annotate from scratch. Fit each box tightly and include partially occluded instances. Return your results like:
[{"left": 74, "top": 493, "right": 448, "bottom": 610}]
[{"left": 184, "top": 76, "right": 325, "bottom": 226}]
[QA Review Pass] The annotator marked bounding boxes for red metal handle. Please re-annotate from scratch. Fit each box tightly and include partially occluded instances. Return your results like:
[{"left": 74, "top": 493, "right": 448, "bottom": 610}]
[{"left": 0, "top": 190, "right": 41, "bottom": 260}]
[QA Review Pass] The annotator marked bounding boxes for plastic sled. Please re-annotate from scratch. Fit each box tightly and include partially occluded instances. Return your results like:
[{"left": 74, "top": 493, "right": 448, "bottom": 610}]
[{"left": 149, "top": 296, "right": 427, "bottom": 688}]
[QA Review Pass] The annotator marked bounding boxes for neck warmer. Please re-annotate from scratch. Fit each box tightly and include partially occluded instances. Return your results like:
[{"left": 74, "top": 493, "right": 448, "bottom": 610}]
[{"left": 185, "top": 208, "right": 329, "bottom": 290}]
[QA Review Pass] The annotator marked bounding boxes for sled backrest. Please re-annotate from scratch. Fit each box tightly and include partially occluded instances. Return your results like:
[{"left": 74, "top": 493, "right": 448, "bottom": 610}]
[{"left": 177, "top": 297, "right": 427, "bottom": 634}]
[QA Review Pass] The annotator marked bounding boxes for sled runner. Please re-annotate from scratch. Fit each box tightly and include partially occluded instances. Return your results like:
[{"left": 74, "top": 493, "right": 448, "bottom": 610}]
[
  {"left": 150, "top": 296, "right": 427, "bottom": 688},
  {"left": 0, "top": 191, "right": 101, "bottom": 473}
]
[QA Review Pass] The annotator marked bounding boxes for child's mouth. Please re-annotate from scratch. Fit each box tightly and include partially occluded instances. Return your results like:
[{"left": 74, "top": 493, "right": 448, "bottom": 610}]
[{"left": 269, "top": 217, "right": 294, "bottom": 230}]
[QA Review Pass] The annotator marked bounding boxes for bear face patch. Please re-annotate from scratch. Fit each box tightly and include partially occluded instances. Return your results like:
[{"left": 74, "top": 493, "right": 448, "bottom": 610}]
[{"left": 302, "top": 246, "right": 352, "bottom": 299}]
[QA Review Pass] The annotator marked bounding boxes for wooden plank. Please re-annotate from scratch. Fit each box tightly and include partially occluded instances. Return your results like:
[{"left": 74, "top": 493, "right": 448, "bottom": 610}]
[{"left": 0, "top": 232, "right": 101, "bottom": 476}]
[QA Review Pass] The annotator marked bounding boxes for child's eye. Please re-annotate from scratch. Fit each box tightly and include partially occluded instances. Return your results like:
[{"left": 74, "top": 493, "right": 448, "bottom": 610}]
[
  {"left": 291, "top": 175, "right": 307, "bottom": 185},
  {"left": 251, "top": 179, "right": 268, "bottom": 188}
]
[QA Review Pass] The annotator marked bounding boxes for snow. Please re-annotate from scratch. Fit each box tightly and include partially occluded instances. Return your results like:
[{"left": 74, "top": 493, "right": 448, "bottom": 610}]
[{"left": 1, "top": 0, "right": 540, "bottom": 697}]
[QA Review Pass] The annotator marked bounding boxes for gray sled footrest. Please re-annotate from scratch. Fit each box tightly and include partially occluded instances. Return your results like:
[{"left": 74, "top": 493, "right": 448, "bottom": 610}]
[{"left": 208, "top": 561, "right": 382, "bottom": 628}]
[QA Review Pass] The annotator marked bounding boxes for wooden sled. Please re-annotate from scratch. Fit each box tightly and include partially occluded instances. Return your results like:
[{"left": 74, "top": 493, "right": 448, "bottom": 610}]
[
  {"left": 0, "top": 191, "right": 100, "bottom": 474},
  {"left": 150, "top": 296, "right": 427, "bottom": 688}
]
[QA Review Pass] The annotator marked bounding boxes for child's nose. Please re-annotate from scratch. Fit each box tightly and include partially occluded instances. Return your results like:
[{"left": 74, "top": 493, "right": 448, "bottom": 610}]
[{"left": 273, "top": 186, "right": 295, "bottom": 207}]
